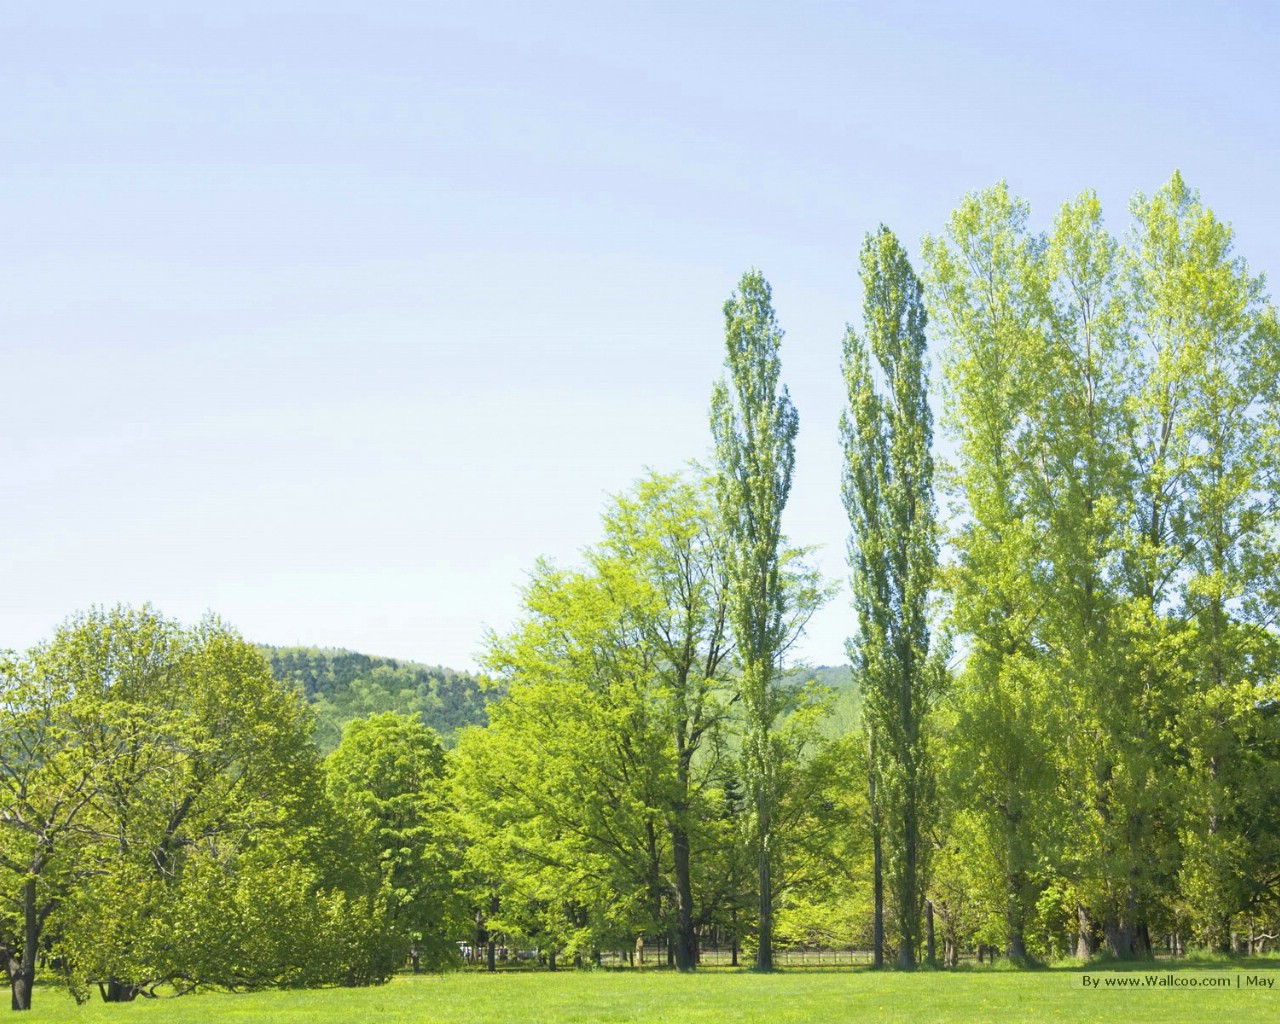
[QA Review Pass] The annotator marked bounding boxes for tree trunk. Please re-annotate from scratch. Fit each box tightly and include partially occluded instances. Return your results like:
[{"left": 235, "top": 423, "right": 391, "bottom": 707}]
[
  {"left": 671, "top": 824, "right": 697, "bottom": 972},
  {"left": 897, "top": 703, "right": 918, "bottom": 970},
  {"left": 1215, "top": 915, "right": 1232, "bottom": 955},
  {"left": 925, "top": 899, "right": 936, "bottom": 966},
  {"left": 937, "top": 901, "right": 956, "bottom": 967},
  {"left": 1104, "top": 914, "right": 1135, "bottom": 958},
  {"left": 1005, "top": 879, "right": 1027, "bottom": 963},
  {"left": 5, "top": 944, "right": 31, "bottom": 1013},
  {"left": 8, "top": 967, "right": 31, "bottom": 1013},
  {"left": 7, "top": 878, "right": 39, "bottom": 1011},
  {"left": 486, "top": 895, "right": 499, "bottom": 972},
  {"left": 870, "top": 767, "right": 884, "bottom": 969},
  {"left": 1076, "top": 904, "right": 1095, "bottom": 960},
  {"left": 1135, "top": 921, "right": 1151, "bottom": 957},
  {"left": 756, "top": 797, "right": 774, "bottom": 971},
  {"left": 100, "top": 980, "right": 140, "bottom": 1002},
  {"left": 1006, "top": 922, "right": 1027, "bottom": 963}
]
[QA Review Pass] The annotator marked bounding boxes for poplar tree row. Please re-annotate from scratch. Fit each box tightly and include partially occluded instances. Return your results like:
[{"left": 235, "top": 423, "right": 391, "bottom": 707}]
[
  {"left": 923, "top": 174, "right": 1280, "bottom": 961},
  {"left": 6, "top": 175, "right": 1278, "bottom": 1006},
  {"left": 462, "top": 172, "right": 1280, "bottom": 969}
]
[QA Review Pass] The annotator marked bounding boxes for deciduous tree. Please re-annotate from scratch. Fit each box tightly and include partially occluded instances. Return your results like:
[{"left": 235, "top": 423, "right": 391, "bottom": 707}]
[
  {"left": 710, "top": 269, "right": 803, "bottom": 970},
  {"left": 842, "top": 226, "right": 939, "bottom": 968}
]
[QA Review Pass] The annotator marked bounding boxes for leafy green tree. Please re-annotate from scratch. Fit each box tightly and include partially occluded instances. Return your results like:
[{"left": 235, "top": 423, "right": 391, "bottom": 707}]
[
  {"left": 710, "top": 269, "right": 803, "bottom": 971},
  {"left": 325, "top": 712, "right": 463, "bottom": 972},
  {"left": 455, "top": 472, "right": 741, "bottom": 967},
  {"left": 842, "top": 226, "right": 939, "bottom": 968},
  {"left": 923, "top": 173, "right": 1280, "bottom": 962},
  {"left": 1, "top": 607, "right": 400, "bottom": 1007},
  {"left": 928, "top": 706, "right": 995, "bottom": 967},
  {"left": 49, "top": 610, "right": 329, "bottom": 999},
  {"left": 0, "top": 651, "right": 108, "bottom": 1010},
  {"left": 1025, "top": 190, "right": 1143, "bottom": 960},
  {"left": 1127, "top": 173, "right": 1280, "bottom": 951},
  {"left": 455, "top": 562, "right": 677, "bottom": 961},
  {"left": 595, "top": 472, "right": 736, "bottom": 969},
  {"left": 924, "top": 184, "right": 1061, "bottom": 962},
  {"left": 770, "top": 728, "right": 871, "bottom": 954}
]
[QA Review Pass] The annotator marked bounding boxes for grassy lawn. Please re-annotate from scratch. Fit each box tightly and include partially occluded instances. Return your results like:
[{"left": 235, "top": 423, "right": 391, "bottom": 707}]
[{"left": 19, "top": 961, "right": 1280, "bottom": 1023}]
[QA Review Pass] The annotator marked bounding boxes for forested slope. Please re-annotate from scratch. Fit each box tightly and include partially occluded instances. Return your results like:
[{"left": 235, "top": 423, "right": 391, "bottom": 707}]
[
  {"left": 260, "top": 645, "right": 496, "bottom": 751},
  {"left": 261, "top": 642, "right": 854, "bottom": 753}
]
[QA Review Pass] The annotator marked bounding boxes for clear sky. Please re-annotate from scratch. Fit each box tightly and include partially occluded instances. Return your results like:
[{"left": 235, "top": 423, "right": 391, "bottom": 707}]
[{"left": 4, "top": 1, "right": 1278, "bottom": 672}]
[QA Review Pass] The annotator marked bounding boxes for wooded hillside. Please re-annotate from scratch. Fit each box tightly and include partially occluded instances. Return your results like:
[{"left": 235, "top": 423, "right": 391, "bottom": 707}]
[{"left": 259, "top": 646, "right": 496, "bottom": 751}]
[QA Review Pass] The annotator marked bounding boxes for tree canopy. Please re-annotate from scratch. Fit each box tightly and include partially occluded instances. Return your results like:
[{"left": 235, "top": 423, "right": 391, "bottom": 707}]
[{"left": 4, "top": 172, "right": 1280, "bottom": 1009}]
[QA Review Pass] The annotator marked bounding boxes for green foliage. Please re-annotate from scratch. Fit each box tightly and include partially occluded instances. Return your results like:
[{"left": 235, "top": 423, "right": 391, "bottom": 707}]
[
  {"left": 325, "top": 712, "right": 464, "bottom": 972},
  {"left": 0, "top": 607, "right": 430, "bottom": 1009},
  {"left": 8, "top": 173, "right": 1280, "bottom": 997},
  {"left": 710, "top": 268, "right": 811, "bottom": 970},
  {"left": 924, "top": 173, "right": 1280, "bottom": 963},
  {"left": 923, "top": 183, "right": 1062, "bottom": 961},
  {"left": 842, "top": 225, "right": 940, "bottom": 967},
  {"left": 1123, "top": 173, "right": 1280, "bottom": 948},
  {"left": 260, "top": 647, "right": 493, "bottom": 752},
  {"left": 783, "top": 666, "right": 862, "bottom": 739},
  {"left": 453, "top": 472, "right": 742, "bottom": 965},
  {"left": 772, "top": 732, "right": 872, "bottom": 951}
]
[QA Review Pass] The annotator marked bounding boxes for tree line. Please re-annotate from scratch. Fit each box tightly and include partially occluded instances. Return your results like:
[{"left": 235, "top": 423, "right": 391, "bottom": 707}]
[
  {"left": 462, "top": 173, "right": 1279, "bottom": 972},
  {"left": 260, "top": 646, "right": 493, "bottom": 752},
  {"left": 3, "top": 172, "right": 1279, "bottom": 1010},
  {"left": 0, "top": 610, "right": 466, "bottom": 1010}
]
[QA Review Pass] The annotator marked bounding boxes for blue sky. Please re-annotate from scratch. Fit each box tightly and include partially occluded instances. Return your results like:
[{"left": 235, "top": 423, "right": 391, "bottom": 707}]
[{"left": 3, "top": 1, "right": 1278, "bottom": 671}]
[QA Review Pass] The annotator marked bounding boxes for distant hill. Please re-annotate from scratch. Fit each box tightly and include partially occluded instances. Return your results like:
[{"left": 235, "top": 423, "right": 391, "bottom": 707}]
[
  {"left": 259, "top": 646, "right": 498, "bottom": 752},
  {"left": 784, "top": 664, "right": 861, "bottom": 736},
  {"left": 261, "top": 648, "right": 859, "bottom": 753},
  {"left": 785, "top": 664, "right": 855, "bottom": 690}
]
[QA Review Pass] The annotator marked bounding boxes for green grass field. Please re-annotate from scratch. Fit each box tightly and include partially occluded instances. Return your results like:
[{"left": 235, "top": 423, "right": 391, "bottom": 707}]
[{"left": 20, "top": 961, "right": 1280, "bottom": 1023}]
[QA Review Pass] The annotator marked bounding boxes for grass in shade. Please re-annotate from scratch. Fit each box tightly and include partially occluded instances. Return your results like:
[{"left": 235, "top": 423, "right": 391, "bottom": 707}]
[{"left": 19, "top": 959, "right": 1280, "bottom": 1024}]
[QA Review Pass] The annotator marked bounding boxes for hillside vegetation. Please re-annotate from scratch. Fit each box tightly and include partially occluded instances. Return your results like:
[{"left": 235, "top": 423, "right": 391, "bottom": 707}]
[
  {"left": 259, "top": 645, "right": 496, "bottom": 750},
  {"left": 260, "top": 645, "right": 853, "bottom": 753}
]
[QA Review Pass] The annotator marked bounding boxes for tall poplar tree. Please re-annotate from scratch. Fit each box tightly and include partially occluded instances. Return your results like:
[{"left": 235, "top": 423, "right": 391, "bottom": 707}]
[
  {"left": 1128, "top": 173, "right": 1280, "bottom": 951},
  {"left": 710, "top": 269, "right": 799, "bottom": 971},
  {"left": 1036, "top": 191, "right": 1141, "bottom": 960},
  {"left": 842, "top": 227, "right": 939, "bottom": 968},
  {"left": 923, "top": 184, "right": 1059, "bottom": 962}
]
